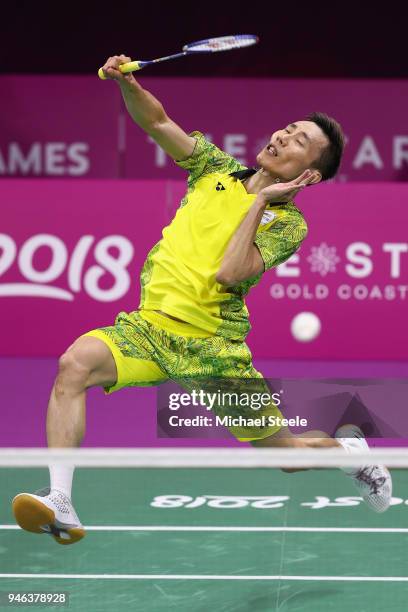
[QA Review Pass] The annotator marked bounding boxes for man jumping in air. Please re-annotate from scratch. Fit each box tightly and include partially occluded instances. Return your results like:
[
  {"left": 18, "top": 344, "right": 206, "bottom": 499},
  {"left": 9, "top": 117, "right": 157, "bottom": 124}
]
[{"left": 12, "top": 55, "right": 391, "bottom": 544}]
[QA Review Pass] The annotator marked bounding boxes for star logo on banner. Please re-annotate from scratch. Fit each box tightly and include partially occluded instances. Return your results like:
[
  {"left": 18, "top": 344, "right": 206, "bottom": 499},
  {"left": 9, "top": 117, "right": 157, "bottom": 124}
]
[{"left": 307, "top": 243, "right": 341, "bottom": 276}]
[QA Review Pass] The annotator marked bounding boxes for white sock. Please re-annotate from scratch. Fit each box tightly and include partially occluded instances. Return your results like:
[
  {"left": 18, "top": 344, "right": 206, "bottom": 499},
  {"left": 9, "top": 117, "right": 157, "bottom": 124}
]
[
  {"left": 49, "top": 464, "right": 74, "bottom": 499},
  {"left": 336, "top": 438, "right": 360, "bottom": 475}
]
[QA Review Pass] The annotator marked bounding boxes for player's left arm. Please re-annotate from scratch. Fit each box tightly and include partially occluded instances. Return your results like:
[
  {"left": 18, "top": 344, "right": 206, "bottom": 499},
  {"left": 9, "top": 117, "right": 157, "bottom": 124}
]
[{"left": 216, "top": 171, "right": 312, "bottom": 286}]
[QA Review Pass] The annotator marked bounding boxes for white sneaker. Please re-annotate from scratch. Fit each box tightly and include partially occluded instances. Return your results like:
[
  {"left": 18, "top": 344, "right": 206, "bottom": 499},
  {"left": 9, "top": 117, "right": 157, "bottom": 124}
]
[
  {"left": 12, "top": 487, "right": 85, "bottom": 545},
  {"left": 335, "top": 424, "right": 392, "bottom": 513}
]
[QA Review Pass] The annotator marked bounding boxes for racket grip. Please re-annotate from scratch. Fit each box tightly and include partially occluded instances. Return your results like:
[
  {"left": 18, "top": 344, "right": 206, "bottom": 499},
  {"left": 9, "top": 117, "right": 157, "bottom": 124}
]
[{"left": 98, "top": 61, "right": 143, "bottom": 80}]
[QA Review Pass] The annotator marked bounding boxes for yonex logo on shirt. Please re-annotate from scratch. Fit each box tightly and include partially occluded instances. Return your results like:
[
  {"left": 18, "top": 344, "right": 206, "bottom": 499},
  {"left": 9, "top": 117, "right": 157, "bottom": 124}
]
[{"left": 215, "top": 182, "right": 226, "bottom": 191}]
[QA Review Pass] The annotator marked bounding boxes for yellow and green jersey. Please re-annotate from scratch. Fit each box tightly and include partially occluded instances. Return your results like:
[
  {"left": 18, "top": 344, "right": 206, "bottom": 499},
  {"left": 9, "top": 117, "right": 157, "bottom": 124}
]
[{"left": 139, "top": 131, "right": 308, "bottom": 341}]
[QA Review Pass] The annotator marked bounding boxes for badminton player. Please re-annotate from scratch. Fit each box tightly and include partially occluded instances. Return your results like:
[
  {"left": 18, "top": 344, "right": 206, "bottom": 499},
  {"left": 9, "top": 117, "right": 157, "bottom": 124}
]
[{"left": 12, "top": 55, "right": 391, "bottom": 544}]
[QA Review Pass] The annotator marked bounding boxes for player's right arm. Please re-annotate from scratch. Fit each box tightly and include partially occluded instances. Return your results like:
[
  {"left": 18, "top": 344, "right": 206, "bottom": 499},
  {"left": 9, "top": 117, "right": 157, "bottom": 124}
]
[{"left": 101, "top": 55, "right": 196, "bottom": 162}]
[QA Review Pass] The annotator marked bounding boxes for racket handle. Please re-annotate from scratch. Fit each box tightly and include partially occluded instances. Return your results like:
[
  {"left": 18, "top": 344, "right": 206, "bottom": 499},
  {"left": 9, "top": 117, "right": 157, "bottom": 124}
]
[{"left": 98, "top": 60, "right": 143, "bottom": 80}]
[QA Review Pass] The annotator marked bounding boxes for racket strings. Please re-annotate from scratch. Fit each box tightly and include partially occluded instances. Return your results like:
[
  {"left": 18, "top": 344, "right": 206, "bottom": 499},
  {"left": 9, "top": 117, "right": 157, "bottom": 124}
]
[{"left": 185, "top": 35, "right": 258, "bottom": 53}]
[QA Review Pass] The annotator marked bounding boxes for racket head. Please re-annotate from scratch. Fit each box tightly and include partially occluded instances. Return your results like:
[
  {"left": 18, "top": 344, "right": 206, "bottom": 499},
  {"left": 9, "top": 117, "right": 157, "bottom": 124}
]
[{"left": 183, "top": 34, "right": 259, "bottom": 53}]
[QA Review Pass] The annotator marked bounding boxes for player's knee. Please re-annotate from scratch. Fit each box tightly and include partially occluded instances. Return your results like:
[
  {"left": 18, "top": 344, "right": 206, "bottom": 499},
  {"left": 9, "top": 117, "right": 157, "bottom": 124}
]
[{"left": 57, "top": 340, "right": 94, "bottom": 391}]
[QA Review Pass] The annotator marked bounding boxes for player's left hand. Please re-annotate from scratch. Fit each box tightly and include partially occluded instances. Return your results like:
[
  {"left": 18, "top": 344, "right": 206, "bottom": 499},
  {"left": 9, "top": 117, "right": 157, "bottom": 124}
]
[{"left": 258, "top": 169, "right": 316, "bottom": 204}]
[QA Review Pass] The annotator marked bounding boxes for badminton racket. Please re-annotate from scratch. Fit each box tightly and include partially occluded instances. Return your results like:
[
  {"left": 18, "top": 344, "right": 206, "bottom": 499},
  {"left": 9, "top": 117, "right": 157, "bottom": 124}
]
[{"left": 98, "top": 34, "right": 259, "bottom": 79}]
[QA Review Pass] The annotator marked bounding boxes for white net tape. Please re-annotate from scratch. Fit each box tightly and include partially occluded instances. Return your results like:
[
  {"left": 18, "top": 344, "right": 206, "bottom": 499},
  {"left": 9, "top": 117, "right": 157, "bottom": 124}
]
[{"left": 0, "top": 447, "right": 408, "bottom": 468}]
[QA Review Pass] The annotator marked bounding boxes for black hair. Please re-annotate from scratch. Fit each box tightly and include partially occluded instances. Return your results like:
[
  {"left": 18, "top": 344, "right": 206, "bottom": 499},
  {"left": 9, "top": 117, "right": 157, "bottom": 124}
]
[{"left": 305, "top": 112, "right": 345, "bottom": 180}]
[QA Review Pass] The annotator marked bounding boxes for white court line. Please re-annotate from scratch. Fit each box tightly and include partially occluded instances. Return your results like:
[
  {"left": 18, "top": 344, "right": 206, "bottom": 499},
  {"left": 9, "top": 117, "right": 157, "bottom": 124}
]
[
  {"left": 2, "top": 525, "right": 408, "bottom": 533},
  {"left": 1, "top": 574, "right": 408, "bottom": 582}
]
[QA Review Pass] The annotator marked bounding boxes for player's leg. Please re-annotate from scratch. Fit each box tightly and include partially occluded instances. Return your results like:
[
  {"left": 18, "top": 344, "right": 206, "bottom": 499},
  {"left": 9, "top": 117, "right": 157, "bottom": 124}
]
[
  {"left": 250, "top": 425, "right": 339, "bottom": 473},
  {"left": 248, "top": 388, "right": 391, "bottom": 512},
  {"left": 47, "top": 335, "right": 117, "bottom": 449},
  {"left": 12, "top": 335, "right": 118, "bottom": 545},
  {"left": 209, "top": 338, "right": 392, "bottom": 514},
  {"left": 13, "top": 317, "right": 168, "bottom": 544},
  {"left": 251, "top": 424, "right": 392, "bottom": 512},
  {"left": 251, "top": 425, "right": 340, "bottom": 450}
]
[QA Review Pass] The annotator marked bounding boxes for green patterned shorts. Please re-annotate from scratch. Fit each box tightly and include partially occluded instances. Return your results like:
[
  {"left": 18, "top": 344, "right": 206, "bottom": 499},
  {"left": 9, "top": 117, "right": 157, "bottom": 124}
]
[{"left": 84, "top": 309, "right": 282, "bottom": 441}]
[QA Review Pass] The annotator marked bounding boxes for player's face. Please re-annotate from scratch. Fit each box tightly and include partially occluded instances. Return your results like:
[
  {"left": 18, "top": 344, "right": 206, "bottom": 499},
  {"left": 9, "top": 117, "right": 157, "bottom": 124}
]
[{"left": 257, "top": 120, "right": 329, "bottom": 181}]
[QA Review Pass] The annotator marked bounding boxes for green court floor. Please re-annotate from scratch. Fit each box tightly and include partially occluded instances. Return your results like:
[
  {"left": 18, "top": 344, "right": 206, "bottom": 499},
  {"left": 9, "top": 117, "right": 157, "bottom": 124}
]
[{"left": 1, "top": 468, "right": 408, "bottom": 611}]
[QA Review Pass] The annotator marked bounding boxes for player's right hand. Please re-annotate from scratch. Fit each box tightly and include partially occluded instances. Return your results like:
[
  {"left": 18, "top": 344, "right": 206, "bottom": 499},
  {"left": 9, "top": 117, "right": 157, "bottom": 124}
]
[
  {"left": 100, "top": 55, "right": 134, "bottom": 83},
  {"left": 258, "top": 169, "right": 316, "bottom": 204}
]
